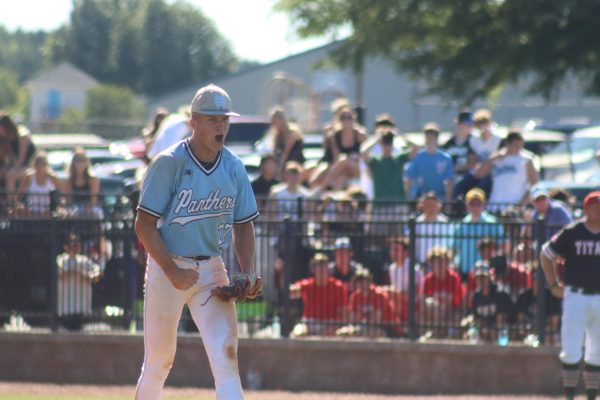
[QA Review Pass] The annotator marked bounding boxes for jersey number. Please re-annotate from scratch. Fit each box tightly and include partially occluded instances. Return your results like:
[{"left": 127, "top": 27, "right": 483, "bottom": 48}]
[{"left": 218, "top": 223, "right": 233, "bottom": 248}]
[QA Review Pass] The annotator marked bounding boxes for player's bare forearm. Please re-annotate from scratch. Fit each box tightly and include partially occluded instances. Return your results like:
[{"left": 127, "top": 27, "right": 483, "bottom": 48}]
[
  {"left": 540, "top": 250, "right": 564, "bottom": 298},
  {"left": 404, "top": 178, "right": 412, "bottom": 201},
  {"left": 233, "top": 221, "right": 256, "bottom": 274},
  {"left": 474, "top": 158, "right": 494, "bottom": 179},
  {"left": 540, "top": 251, "right": 559, "bottom": 285},
  {"left": 444, "top": 179, "right": 454, "bottom": 202},
  {"left": 134, "top": 210, "right": 179, "bottom": 275}
]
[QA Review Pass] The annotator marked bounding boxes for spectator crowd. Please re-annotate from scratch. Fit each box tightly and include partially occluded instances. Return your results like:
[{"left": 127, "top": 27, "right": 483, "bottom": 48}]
[
  {"left": 248, "top": 99, "right": 578, "bottom": 343},
  {"left": 0, "top": 99, "right": 582, "bottom": 342}
]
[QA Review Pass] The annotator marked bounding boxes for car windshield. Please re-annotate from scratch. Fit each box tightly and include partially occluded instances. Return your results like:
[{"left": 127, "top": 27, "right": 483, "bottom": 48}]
[
  {"left": 226, "top": 122, "right": 269, "bottom": 144},
  {"left": 547, "top": 137, "right": 599, "bottom": 164},
  {"left": 540, "top": 129, "right": 600, "bottom": 181}
]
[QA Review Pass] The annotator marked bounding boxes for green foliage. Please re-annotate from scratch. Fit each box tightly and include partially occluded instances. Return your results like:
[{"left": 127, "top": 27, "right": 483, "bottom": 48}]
[
  {"left": 44, "top": 0, "right": 239, "bottom": 95},
  {"left": 276, "top": 0, "right": 600, "bottom": 102},
  {"left": 12, "top": 87, "right": 31, "bottom": 117},
  {"left": 0, "top": 68, "right": 22, "bottom": 110},
  {"left": 1, "top": 0, "right": 240, "bottom": 96},
  {"left": 55, "top": 108, "right": 86, "bottom": 133},
  {"left": 0, "top": 66, "right": 28, "bottom": 117},
  {"left": 0, "top": 27, "right": 48, "bottom": 83},
  {"left": 85, "top": 84, "right": 145, "bottom": 120},
  {"left": 66, "top": 0, "right": 114, "bottom": 81}
]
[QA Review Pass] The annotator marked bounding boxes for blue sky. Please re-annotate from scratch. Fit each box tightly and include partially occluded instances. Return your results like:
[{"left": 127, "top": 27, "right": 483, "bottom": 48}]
[{"left": 1, "top": 0, "right": 334, "bottom": 63}]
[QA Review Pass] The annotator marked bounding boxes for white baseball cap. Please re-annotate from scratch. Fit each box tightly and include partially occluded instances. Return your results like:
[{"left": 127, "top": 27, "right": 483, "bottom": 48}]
[{"left": 191, "top": 84, "right": 239, "bottom": 116}]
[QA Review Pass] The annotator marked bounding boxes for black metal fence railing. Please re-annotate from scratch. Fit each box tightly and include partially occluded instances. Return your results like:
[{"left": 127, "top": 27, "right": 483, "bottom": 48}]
[
  {"left": 271, "top": 216, "right": 561, "bottom": 344},
  {"left": 0, "top": 193, "right": 569, "bottom": 346}
]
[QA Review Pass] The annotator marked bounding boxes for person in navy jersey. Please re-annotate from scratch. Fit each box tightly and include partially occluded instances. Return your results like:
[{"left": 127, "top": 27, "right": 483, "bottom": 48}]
[
  {"left": 470, "top": 261, "right": 514, "bottom": 342},
  {"left": 405, "top": 122, "right": 454, "bottom": 203},
  {"left": 135, "top": 84, "right": 259, "bottom": 400},
  {"left": 541, "top": 191, "right": 600, "bottom": 400},
  {"left": 442, "top": 110, "right": 477, "bottom": 199}
]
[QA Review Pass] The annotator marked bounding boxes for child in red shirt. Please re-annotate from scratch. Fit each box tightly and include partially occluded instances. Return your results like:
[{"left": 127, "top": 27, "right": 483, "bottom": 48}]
[
  {"left": 422, "top": 247, "right": 464, "bottom": 338},
  {"left": 349, "top": 270, "right": 403, "bottom": 337},
  {"left": 290, "top": 253, "right": 348, "bottom": 336}
]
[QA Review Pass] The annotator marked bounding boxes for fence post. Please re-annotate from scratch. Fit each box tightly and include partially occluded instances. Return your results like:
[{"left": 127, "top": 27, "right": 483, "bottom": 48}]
[
  {"left": 535, "top": 216, "right": 548, "bottom": 344},
  {"left": 48, "top": 216, "right": 59, "bottom": 332},
  {"left": 280, "top": 216, "right": 294, "bottom": 337},
  {"left": 123, "top": 229, "right": 136, "bottom": 331},
  {"left": 296, "top": 197, "right": 304, "bottom": 221},
  {"left": 407, "top": 215, "right": 417, "bottom": 340}
]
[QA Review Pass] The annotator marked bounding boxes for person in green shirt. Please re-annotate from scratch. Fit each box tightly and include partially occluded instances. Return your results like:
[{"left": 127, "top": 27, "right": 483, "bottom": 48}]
[{"left": 361, "top": 129, "right": 412, "bottom": 235}]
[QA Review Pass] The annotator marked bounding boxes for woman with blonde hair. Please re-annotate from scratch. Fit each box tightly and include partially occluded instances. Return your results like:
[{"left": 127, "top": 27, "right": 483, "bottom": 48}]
[
  {"left": 310, "top": 106, "right": 367, "bottom": 190},
  {"left": 266, "top": 107, "right": 304, "bottom": 177},
  {"left": 64, "top": 148, "right": 100, "bottom": 214},
  {"left": 16, "top": 151, "right": 63, "bottom": 215}
]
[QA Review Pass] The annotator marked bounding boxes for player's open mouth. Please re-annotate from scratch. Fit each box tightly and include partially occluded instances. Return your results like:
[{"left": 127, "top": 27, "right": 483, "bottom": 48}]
[{"left": 215, "top": 135, "right": 224, "bottom": 143}]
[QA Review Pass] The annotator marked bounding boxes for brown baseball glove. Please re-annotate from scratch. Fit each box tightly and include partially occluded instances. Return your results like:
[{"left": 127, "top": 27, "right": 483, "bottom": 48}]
[{"left": 202, "top": 273, "right": 263, "bottom": 305}]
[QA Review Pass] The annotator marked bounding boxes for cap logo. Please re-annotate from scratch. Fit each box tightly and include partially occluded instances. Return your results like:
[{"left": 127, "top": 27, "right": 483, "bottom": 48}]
[{"left": 213, "top": 93, "right": 229, "bottom": 110}]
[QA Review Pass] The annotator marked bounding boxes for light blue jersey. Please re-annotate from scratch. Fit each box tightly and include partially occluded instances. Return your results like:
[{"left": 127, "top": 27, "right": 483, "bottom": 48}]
[
  {"left": 406, "top": 149, "right": 454, "bottom": 200},
  {"left": 138, "top": 139, "right": 259, "bottom": 257}
]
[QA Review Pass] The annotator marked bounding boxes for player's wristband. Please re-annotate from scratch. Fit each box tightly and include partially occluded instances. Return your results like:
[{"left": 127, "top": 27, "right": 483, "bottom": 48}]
[{"left": 549, "top": 282, "right": 561, "bottom": 289}]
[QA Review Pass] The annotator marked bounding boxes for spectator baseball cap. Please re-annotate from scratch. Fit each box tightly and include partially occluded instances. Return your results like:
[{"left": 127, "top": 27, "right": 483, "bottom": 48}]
[
  {"left": 473, "top": 260, "right": 491, "bottom": 276},
  {"left": 335, "top": 237, "right": 352, "bottom": 249},
  {"left": 473, "top": 109, "right": 492, "bottom": 124},
  {"left": 330, "top": 97, "right": 351, "bottom": 114},
  {"left": 191, "top": 84, "right": 239, "bottom": 116},
  {"left": 375, "top": 113, "right": 396, "bottom": 127},
  {"left": 66, "top": 232, "right": 80, "bottom": 243},
  {"left": 283, "top": 161, "right": 304, "bottom": 174},
  {"left": 423, "top": 122, "right": 441, "bottom": 135},
  {"left": 456, "top": 110, "right": 473, "bottom": 125},
  {"left": 311, "top": 253, "right": 329, "bottom": 265},
  {"left": 583, "top": 191, "right": 600, "bottom": 208},
  {"left": 352, "top": 268, "right": 372, "bottom": 281},
  {"left": 465, "top": 188, "right": 486, "bottom": 203},
  {"left": 531, "top": 188, "right": 549, "bottom": 200}
]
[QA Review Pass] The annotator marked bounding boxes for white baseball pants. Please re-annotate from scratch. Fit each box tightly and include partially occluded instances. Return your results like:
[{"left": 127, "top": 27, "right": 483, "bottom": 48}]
[
  {"left": 135, "top": 256, "right": 243, "bottom": 400},
  {"left": 560, "top": 287, "right": 600, "bottom": 365}
]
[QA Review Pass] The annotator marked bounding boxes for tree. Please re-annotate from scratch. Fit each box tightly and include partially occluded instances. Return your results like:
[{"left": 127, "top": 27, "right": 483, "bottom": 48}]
[
  {"left": 66, "top": 0, "right": 114, "bottom": 81},
  {"left": 44, "top": 0, "right": 240, "bottom": 95},
  {"left": 55, "top": 108, "right": 86, "bottom": 133},
  {"left": 85, "top": 84, "right": 146, "bottom": 137},
  {"left": 86, "top": 84, "right": 145, "bottom": 120},
  {"left": 276, "top": 0, "right": 600, "bottom": 102},
  {"left": 0, "top": 27, "right": 48, "bottom": 82},
  {"left": 0, "top": 68, "right": 21, "bottom": 110}
]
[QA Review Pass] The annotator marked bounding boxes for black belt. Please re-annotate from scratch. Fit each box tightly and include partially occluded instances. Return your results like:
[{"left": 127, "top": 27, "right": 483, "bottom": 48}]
[
  {"left": 570, "top": 286, "right": 600, "bottom": 295},
  {"left": 175, "top": 255, "right": 211, "bottom": 261}
]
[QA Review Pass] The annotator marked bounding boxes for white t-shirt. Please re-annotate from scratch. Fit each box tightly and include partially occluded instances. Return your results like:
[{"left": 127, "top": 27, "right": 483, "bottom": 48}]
[
  {"left": 488, "top": 152, "right": 532, "bottom": 209},
  {"left": 388, "top": 259, "right": 423, "bottom": 293},
  {"left": 470, "top": 133, "right": 502, "bottom": 161},
  {"left": 413, "top": 214, "right": 454, "bottom": 264},
  {"left": 56, "top": 254, "right": 101, "bottom": 316},
  {"left": 147, "top": 114, "right": 190, "bottom": 159},
  {"left": 27, "top": 176, "right": 56, "bottom": 212},
  {"left": 270, "top": 185, "right": 310, "bottom": 221}
]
